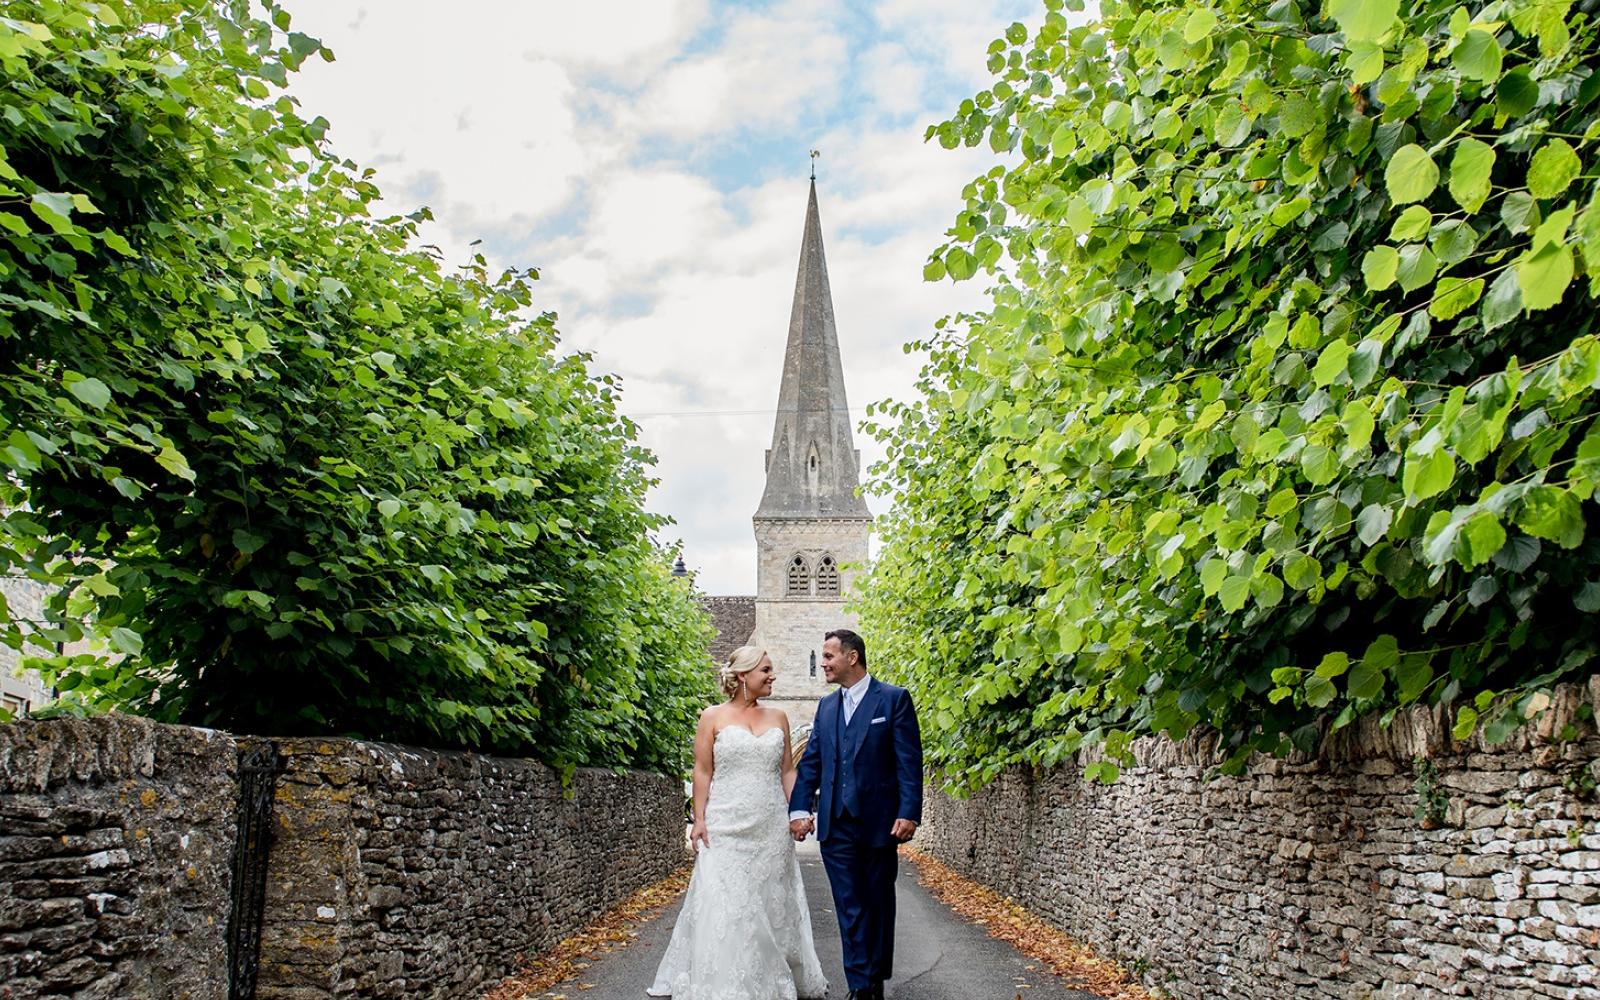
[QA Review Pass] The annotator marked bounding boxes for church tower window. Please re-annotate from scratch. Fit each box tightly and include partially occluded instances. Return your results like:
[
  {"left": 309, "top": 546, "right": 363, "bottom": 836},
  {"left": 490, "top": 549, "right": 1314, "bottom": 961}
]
[
  {"left": 815, "top": 554, "right": 840, "bottom": 597},
  {"left": 786, "top": 554, "right": 811, "bottom": 596}
]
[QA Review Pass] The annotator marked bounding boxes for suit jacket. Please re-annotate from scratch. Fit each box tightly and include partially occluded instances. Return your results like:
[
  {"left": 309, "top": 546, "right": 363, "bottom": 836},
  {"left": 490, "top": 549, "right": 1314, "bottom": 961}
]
[{"left": 789, "top": 677, "right": 923, "bottom": 847}]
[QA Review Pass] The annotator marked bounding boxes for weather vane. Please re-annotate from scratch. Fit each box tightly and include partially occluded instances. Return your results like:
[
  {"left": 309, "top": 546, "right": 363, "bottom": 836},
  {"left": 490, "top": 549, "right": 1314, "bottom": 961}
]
[{"left": 810, "top": 149, "right": 819, "bottom": 181}]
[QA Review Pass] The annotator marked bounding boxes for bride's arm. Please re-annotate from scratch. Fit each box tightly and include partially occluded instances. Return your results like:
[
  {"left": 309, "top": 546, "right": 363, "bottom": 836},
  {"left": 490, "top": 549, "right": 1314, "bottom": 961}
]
[
  {"left": 779, "top": 712, "right": 797, "bottom": 800},
  {"left": 690, "top": 707, "right": 716, "bottom": 850}
]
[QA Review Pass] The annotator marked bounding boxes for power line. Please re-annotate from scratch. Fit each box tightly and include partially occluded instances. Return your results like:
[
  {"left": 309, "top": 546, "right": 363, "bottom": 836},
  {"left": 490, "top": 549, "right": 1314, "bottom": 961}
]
[{"left": 627, "top": 406, "right": 871, "bottom": 418}]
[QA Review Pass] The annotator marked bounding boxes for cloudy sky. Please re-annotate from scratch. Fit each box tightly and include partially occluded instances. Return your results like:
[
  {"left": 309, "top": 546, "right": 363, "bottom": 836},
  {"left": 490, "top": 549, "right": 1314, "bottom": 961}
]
[{"left": 285, "top": 0, "right": 1052, "bottom": 594}]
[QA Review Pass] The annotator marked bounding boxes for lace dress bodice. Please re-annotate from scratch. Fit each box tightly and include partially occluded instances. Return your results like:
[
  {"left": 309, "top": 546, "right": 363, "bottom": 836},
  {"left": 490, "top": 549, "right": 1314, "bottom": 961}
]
[
  {"left": 704, "top": 726, "right": 791, "bottom": 837},
  {"left": 647, "top": 726, "right": 828, "bottom": 999}
]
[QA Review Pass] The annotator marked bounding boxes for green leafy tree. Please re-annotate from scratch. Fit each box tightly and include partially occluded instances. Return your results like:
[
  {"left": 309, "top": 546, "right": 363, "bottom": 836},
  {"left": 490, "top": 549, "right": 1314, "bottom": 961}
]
[
  {"left": 0, "top": 0, "right": 715, "bottom": 774},
  {"left": 861, "top": 0, "right": 1600, "bottom": 790}
]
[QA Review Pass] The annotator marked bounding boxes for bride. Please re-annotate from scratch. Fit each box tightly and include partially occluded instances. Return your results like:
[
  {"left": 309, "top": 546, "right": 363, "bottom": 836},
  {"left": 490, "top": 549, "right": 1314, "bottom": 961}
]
[{"left": 647, "top": 646, "right": 829, "bottom": 999}]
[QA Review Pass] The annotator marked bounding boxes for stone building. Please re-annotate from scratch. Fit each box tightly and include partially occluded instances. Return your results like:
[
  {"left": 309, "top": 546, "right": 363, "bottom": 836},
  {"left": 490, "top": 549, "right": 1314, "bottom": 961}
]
[
  {"left": 701, "top": 181, "right": 873, "bottom": 728},
  {"left": 1, "top": 575, "right": 54, "bottom": 716}
]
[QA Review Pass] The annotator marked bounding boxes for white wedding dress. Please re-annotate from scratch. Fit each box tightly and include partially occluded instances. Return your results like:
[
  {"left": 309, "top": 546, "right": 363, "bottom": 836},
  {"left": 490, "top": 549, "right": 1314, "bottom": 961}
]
[{"left": 647, "top": 725, "right": 829, "bottom": 999}]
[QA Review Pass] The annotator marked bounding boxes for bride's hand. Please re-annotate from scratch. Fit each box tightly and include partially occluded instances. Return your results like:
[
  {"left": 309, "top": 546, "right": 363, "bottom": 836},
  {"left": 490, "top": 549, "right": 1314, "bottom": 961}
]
[{"left": 690, "top": 822, "right": 710, "bottom": 852}]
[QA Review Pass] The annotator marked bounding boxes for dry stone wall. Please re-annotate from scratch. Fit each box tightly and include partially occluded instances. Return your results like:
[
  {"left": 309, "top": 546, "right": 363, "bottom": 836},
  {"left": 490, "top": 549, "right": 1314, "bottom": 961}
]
[
  {"left": 258, "top": 737, "right": 685, "bottom": 999},
  {"left": 0, "top": 715, "right": 238, "bottom": 1000},
  {"left": 0, "top": 717, "right": 686, "bottom": 1000},
  {"left": 917, "top": 679, "right": 1600, "bottom": 999}
]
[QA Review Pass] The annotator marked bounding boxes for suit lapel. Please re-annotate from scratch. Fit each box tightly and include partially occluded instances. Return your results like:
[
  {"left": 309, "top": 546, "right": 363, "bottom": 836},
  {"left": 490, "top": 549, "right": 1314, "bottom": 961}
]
[{"left": 846, "top": 678, "right": 879, "bottom": 762}]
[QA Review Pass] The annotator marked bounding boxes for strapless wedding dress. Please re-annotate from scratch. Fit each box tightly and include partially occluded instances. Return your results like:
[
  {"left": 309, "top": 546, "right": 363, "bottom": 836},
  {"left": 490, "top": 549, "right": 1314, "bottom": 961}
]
[{"left": 646, "top": 725, "right": 829, "bottom": 999}]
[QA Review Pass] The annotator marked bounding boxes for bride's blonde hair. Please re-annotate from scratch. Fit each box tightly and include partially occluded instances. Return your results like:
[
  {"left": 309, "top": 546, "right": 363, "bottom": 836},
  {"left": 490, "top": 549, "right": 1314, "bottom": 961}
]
[{"left": 719, "top": 646, "right": 767, "bottom": 700}]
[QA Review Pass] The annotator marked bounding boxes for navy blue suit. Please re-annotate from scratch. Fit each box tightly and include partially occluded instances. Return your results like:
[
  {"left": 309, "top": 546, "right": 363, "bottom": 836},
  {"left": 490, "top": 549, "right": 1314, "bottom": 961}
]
[{"left": 789, "top": 678, "right": 923, "bottom": 992}]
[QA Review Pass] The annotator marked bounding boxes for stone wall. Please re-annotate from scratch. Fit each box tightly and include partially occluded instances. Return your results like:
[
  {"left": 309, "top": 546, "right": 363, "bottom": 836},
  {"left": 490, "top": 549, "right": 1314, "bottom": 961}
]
[
  {"left": 259, "top": 738, "right": 684, "bottom": 999},
  {"left": 0, "top": 717, "right": 687, "bottom": 1000},
  {"left": 0, "top": 715, "right": 239, "bottom": 1000},
  {"left": 918, "top": 679, "right": 1600, "bottom": 999}
]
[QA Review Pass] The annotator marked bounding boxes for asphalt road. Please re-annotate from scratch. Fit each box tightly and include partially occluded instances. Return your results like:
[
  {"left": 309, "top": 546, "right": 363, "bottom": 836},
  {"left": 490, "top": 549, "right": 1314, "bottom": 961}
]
[{"left": 539, "top": 838, "right": 1099, "bottom": 1000}]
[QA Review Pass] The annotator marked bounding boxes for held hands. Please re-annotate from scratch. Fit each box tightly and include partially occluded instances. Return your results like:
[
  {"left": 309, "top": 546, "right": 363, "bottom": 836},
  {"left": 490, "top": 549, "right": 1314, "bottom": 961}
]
[
  {"left": 781, "top": 816, "right": 914, "bottom": 842},
  {"left": 690, "top": 822, "right": 710, "bottom": 853}
]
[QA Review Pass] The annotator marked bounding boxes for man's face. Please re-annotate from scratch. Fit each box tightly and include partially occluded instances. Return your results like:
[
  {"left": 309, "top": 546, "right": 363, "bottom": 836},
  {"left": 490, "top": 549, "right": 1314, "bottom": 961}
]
[{"left": 821, "top": 636, "right": 852, "bottom": 684}]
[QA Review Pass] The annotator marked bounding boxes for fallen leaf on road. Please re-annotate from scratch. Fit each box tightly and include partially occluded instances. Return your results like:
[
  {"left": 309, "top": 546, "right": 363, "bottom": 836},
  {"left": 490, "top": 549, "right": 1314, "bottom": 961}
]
[
  {"left": 481, "top": 866, "right": 692, "bottom": 1000},
  {"left": 904, "top": 848, "right": 1156, "bottom": 1000}
]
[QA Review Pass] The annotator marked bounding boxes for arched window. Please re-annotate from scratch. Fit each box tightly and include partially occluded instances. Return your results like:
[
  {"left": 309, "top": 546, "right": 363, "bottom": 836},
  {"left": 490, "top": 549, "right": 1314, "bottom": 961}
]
[
  {"left": 786, "top": 554, "right": 811, "bottom": 596},
  {"left": 815, "top": 554, "right": 840, "bottom": 597}
]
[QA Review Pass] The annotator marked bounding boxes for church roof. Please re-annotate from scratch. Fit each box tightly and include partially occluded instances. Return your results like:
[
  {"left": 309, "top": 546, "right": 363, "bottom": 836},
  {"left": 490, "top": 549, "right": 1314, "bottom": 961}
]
[
  {"left": 699, "top": 595, "right": 756, "bottom": 664},
  {"left": 755, "top": 181, "right": 872, "bottom": 520}
]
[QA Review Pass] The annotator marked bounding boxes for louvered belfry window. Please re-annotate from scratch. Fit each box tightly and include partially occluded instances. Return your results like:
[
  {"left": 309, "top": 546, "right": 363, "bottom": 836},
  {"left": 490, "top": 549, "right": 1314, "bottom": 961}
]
[
  {"left": 787, "top": 554, "right": 811, "bottom": 596},
  {"left": 816, "top": 555, "right": 840, "bottom": 597}
]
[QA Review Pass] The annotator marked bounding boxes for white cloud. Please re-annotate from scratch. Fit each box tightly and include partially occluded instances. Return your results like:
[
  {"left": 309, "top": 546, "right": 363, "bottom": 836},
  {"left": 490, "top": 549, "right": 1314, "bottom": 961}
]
[
  {"left": 285, "top": 0, "right": 717, "bottom": 241},
  {"left": 616, "top": 2, "right": 850, "bottom": 140},
  {"left": 859, "top": 43, "right": 927, "bottom": 121},
  {"left": 520, "top": 0, "right": 712, "bottom": 83},
  {"left": 584, "top": 170, "right": 734, "bottom": 283},
  {"left": 874, "top": 0, "right": 1031, "bottom": 89}
]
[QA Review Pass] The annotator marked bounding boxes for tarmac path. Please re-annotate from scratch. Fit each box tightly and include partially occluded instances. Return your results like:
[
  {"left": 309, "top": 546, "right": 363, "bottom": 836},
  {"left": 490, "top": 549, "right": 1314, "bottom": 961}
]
[{"left": 539, "top": 838, "right": 1100, "bottom": 1000}]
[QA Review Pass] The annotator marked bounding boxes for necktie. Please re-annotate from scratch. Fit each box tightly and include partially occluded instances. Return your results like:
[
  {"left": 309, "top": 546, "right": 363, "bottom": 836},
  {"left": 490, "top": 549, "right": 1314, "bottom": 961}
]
[{"left": 843, "top": 688, "right": 857, "bottom": 726}]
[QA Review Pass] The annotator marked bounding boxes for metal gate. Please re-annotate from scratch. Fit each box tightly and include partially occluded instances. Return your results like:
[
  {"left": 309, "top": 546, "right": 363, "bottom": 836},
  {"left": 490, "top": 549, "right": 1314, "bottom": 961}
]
[{"left": 226, "top": 741, "right": 281, "bottom": 1000}]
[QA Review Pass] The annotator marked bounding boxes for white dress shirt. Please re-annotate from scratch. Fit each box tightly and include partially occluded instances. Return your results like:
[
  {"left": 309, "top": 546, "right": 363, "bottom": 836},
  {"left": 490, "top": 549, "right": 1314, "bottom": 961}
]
[
  {"left": 840, "top": 672, "right": 872, "bottom": 726},
  {"left": 790, "top": 674, "right": 873, "bottom": 823}
]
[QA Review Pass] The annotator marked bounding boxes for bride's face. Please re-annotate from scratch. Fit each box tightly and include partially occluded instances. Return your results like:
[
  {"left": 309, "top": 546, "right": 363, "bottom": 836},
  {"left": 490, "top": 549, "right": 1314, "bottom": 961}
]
[{"left": 745, "top": 656, "right": 776, "bottom": 699}]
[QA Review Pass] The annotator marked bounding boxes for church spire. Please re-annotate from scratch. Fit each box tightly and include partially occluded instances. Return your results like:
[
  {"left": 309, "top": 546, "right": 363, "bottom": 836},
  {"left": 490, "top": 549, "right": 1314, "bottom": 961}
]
[{"left": 756, "top": 180, "right": 870, "bottom": 520}]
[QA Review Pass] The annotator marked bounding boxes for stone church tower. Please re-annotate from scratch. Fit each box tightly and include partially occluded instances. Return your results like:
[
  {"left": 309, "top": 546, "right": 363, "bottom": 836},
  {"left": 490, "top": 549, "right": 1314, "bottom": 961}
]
[{"left": 746, "top": 180, "right": 873, "bottom": 728}]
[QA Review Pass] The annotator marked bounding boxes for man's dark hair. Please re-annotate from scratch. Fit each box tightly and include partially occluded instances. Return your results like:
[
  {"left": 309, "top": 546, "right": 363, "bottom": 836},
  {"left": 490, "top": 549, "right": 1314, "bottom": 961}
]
[{"left": 826, "top": 628, "right": 867, "bottom": 667}]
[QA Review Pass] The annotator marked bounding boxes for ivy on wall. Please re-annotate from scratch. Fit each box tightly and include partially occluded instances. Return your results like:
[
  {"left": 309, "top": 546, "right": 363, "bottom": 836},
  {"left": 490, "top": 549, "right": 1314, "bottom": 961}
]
[
  {"left": 860, "top": 0, "right": 1600, "bottom": 790},
  {"left": 0, "top": 1, "right": 715, "bottom": 774}
]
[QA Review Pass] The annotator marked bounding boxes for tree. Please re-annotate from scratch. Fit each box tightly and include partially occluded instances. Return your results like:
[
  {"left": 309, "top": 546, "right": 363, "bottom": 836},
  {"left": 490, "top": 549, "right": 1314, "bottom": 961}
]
[
  {"left": 0, "top": 0, "right": 715, "bottom": 774},
  {"left": 861, "top": 0, "right": 1600, "bottom": 790}
]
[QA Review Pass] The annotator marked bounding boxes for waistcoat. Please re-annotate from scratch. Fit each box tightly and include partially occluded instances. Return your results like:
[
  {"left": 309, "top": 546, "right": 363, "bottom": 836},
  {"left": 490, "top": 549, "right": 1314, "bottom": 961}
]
[{"left": 834, "top": 695, "right": 860, "bottom": 818}]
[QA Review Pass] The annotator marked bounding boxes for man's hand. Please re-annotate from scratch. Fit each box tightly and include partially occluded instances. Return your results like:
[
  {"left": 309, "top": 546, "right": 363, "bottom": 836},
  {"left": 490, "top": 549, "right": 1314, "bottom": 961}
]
[
  {"left": 890, "top": 818, "right": 918, "bottom": 843},
  {"left": 789, "top": 817, "right": 814, "bottom": 842}
]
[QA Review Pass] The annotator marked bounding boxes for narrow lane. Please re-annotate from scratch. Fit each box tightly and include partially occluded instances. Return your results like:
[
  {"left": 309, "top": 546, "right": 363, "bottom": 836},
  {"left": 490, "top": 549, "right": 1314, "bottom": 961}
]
[{"left": 540, "top": 839, "right": 1099, "bottom": 1000}]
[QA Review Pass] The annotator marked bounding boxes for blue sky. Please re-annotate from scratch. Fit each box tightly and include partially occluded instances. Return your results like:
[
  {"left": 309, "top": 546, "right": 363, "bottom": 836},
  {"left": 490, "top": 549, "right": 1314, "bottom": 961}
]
[{"left": 286, "top": 0, "right": 1065, "bottom": 593}]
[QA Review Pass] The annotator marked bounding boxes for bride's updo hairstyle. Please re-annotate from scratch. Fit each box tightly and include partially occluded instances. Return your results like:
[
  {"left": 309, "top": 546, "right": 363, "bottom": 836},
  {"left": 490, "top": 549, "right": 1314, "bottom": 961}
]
[{"left": 719, "top": 646, "right": 767, "bottom": 700}]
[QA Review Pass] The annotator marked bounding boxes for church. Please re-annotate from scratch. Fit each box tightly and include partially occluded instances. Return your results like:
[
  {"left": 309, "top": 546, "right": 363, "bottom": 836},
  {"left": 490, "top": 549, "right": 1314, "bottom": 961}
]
[{"left": 700, "top": 180, "right": 873, "bottom": 729}]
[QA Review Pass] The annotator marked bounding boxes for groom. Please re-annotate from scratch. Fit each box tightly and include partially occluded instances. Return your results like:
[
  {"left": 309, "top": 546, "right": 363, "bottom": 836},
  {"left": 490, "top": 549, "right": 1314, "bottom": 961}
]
[{"left": 788, "top": 629, "right": 922, "bottom": 1000}]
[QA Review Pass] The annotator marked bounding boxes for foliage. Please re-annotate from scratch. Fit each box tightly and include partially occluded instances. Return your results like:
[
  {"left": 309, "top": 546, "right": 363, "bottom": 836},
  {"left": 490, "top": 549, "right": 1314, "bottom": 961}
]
[
  {"left": 861, "top": 0, "right": 1600, "bottom": 790},
  {"left": 1559, "top": 760, "right": 1597, "bottom": 802},
  {"left": 0, "top": 0, "right": 715, "bottom": 774},
  {"left": 1412, "top": 756, "right": 1449, "bottom": 826}
]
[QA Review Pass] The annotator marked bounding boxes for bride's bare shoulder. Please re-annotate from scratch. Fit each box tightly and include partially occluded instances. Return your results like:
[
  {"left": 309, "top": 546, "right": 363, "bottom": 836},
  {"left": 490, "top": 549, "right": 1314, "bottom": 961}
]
[{"left": 698, "top": 703, "right": 729, "bottom": 727}]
